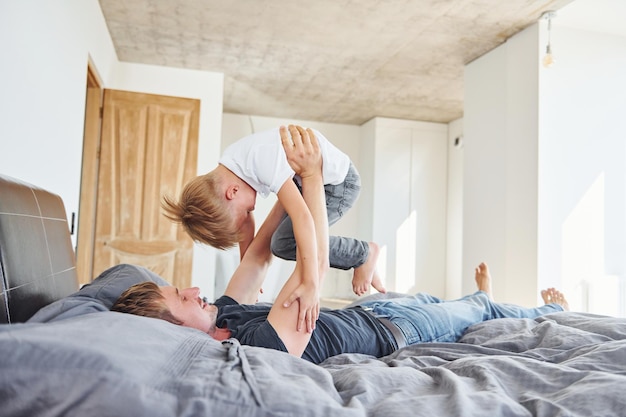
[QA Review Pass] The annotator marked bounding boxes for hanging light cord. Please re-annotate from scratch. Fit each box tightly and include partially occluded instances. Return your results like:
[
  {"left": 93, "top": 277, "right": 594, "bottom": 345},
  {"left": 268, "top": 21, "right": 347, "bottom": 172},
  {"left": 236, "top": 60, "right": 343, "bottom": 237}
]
[{"left": 546, "top": 15, "right": 552, "bottom": 51}]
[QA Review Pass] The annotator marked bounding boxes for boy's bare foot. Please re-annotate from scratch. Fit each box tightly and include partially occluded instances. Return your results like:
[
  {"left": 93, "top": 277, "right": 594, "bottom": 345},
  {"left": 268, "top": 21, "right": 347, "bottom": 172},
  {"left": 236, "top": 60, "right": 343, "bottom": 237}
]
[
  {"left": 541, "top": 287, "right": 570, "bottom": 311},
  {"left": 474, "top": 262, "right": 494, "bottom": 300},
  {"left": 352, "top": 242, "right": 386, "bottom": 296}
]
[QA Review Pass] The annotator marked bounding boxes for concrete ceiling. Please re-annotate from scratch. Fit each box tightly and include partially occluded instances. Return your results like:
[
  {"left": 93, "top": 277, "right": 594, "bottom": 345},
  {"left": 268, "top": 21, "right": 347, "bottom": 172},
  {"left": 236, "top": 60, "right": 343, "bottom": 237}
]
[{"left": 98, "top": 0, "right": 574, "bottom": 125}]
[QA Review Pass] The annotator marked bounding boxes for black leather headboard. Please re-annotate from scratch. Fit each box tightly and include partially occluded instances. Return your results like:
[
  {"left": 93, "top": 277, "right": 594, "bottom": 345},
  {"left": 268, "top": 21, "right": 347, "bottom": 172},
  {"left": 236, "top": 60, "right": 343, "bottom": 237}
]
[{"left": 0, "top": 174, "right": 79, "bottom": 324}]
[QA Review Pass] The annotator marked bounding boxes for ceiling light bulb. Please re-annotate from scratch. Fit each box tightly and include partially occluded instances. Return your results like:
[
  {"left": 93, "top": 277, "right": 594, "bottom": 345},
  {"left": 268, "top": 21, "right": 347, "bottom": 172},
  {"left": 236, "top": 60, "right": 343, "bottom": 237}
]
[
  {"left": 540, "top": 10, "right": 557, "bottom": 69},
  {"left": 543, "top": 44, "right": 554, "bottom": 68}
]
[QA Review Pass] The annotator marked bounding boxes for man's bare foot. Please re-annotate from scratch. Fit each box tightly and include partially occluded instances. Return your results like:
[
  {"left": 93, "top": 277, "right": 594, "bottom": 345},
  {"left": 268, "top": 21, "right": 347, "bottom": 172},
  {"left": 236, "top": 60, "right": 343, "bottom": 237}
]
[
  {"left": 352, "top": 242, "right": 386, "bottom": 296},
  {"left": 474, "top": 262, "right": 494, "bottom": 300},
  {"left": 541, "top": 287, "right": 570, "bottom": 311}
]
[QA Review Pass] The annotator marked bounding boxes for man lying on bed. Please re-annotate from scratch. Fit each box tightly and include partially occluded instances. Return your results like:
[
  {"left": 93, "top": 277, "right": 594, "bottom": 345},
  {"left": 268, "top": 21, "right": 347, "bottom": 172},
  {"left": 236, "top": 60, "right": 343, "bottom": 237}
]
[{"left": 112, "top": 125, "right": 570, "bottom": 364}]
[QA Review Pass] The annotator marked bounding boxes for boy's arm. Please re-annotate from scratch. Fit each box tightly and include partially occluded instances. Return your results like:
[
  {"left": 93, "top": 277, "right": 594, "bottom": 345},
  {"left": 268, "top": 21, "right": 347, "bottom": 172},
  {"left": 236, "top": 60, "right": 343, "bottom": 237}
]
[
  {"left": 223, "top": 201, "right": 284, "bottom": 304},
  {"left": 267, "top": 126, "right": 329, "bottom": 356}
]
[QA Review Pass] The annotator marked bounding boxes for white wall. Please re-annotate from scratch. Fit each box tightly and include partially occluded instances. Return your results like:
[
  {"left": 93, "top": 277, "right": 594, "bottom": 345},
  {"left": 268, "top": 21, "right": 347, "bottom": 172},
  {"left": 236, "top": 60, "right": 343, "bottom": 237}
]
[
  {"left": 360, "top": 118, "right": 449, "bottom": 298},
  {"left": 463, "top": 25, "right": 540, "bottom": 307},
  {"left": 446, "top": 118, "right": 464, "bottom": 299},
  {"left": 538, "top": 24, "right": 626, "bottom": 315},
  {"left": 0, "top": 0, "right": 117, "bottom": 228},
  {"left": 0, "top": 0, "right": 224, "bottom": 297},
  {"left": 463, "top": 1, "right": 626, "bottom": 315}
]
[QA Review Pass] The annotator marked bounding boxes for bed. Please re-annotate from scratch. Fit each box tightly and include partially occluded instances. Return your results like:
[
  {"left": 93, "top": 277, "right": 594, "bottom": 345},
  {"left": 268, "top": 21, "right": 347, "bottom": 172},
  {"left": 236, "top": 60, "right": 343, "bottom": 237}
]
[{"left": 1, "top": 173, "right": 626, "bottom": 417}]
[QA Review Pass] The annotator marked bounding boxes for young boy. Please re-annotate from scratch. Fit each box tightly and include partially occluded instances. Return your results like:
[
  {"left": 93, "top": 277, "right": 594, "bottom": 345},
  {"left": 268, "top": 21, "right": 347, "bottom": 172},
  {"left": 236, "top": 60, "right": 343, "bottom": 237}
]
[{"left": 162, "top": 125, "right": 386, "bottom": 297}]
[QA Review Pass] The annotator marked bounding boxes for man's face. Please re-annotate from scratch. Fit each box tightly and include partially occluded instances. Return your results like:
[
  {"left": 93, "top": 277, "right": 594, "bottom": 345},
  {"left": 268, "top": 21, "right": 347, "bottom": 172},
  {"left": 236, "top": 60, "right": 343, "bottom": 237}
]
[{"left": 159, "top": 286, "right": 217, "bottom": 334}]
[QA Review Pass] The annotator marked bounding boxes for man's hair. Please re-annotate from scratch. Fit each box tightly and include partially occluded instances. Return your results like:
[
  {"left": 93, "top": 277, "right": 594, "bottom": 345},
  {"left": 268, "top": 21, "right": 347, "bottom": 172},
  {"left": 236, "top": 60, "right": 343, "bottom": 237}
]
[
  {"left": 161, "top": 173, "right": 238, "bottom": 249},
  {"left": 111, "top": 281, "right": 182, "bottom": 325}
]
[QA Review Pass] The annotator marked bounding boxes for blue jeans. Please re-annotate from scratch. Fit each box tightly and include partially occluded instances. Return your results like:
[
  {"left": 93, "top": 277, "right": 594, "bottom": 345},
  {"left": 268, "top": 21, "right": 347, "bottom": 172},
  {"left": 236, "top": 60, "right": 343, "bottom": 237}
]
[
  {"left": 270, "top": 163, "right": 369, "bottom": 270},
  {"left": 359, "top": 291, "right": 563, "bottom": 345}
]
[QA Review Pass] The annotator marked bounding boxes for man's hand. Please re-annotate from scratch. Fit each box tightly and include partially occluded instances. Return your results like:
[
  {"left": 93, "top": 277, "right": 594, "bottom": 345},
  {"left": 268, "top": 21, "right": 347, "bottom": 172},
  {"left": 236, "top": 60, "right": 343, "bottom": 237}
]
[{"left": 280, "top": 125, "right": 322, "bottom": 179}]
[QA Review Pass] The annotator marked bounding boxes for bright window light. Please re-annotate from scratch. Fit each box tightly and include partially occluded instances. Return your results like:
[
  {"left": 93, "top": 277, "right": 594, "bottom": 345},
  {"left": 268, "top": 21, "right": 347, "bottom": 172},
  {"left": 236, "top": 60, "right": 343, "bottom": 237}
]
[
  {"left": 560, "top": 173, "right": 622, "bottom": 316},
  {"left": 395, "top": 210, "right": 417, "bottom": 294}
]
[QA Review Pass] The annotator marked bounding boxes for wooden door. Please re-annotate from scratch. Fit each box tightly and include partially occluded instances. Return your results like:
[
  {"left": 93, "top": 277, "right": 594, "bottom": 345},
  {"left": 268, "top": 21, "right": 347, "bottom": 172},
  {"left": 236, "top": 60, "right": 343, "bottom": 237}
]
[
  {"left": 76, "top": 62, "right": 103, "bottom": 286},
  {"left": 91, "top": 89, "right": 199, "bottom": 288}
]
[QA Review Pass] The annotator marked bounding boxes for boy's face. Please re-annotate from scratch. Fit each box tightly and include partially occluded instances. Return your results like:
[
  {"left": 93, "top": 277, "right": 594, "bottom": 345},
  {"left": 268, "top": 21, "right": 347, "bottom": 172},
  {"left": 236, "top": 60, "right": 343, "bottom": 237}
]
[{"left": 232, "top": 185, "right": 257, "bottom": 229}]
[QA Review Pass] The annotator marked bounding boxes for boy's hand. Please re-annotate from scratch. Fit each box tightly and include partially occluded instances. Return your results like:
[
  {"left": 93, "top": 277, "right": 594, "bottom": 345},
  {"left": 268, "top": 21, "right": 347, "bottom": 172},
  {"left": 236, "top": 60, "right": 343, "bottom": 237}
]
[
  {"left": 280, "top": 125, "right": 322, "bottom": 179},
  {"left": 283, "top": 280, "right": 320, "bottom": 333}
]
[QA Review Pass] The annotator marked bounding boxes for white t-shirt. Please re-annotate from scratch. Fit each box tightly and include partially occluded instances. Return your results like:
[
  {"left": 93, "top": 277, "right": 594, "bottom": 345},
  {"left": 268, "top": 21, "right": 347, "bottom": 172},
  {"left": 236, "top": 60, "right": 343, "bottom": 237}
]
[{"left": 218, "top": 127, "right": 351, "bottom": 198}]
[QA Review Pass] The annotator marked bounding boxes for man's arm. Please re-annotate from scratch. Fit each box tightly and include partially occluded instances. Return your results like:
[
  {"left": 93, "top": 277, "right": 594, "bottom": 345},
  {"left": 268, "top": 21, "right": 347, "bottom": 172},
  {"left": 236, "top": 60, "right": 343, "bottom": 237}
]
[
  {"left": 223, "top": 201, "right": 284, "bottom": 304},
  {"left": 267, "top": 125, "right": 329, "bottom": 357},
  {"left": 237, "top": 213, "right": 255, "bottom": 260}
]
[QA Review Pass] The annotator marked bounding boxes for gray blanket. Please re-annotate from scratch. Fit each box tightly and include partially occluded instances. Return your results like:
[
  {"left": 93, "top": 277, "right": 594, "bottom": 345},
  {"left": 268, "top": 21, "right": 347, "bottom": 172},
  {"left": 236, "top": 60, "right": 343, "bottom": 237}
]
[{"left": 1, "top": 311, "right": 625, "bottom": 416}]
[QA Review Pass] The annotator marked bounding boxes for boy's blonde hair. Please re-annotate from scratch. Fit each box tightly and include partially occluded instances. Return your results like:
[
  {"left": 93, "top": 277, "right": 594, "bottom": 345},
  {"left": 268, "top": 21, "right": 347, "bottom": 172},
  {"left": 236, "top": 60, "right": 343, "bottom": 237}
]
[
  {"left": 111, "top": 281, "right": 182, "bottom": 325},
  {"left": 162, "top": 173, "right": 238, "bottom": 249}
]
